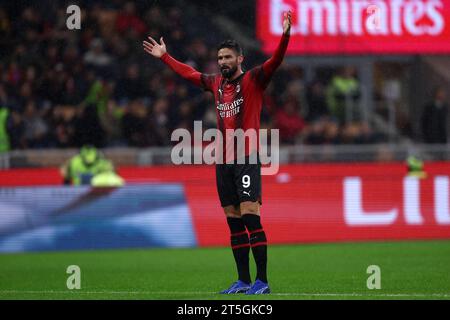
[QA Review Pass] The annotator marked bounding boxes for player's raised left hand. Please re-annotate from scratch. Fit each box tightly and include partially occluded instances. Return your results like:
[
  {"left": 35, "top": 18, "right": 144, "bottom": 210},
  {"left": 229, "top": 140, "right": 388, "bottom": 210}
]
[
  {"left": 283, "top": 10, "right": 292, "bottom": 36},
  {"left": 143, "top": 36, "right": 167, "bottom": 58}
]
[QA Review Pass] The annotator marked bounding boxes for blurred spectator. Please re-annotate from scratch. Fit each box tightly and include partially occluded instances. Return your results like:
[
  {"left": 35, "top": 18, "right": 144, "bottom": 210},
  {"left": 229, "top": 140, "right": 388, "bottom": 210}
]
[
  {"left": 275, "top": 99, "right": 305, "bottom": 144},
  {"left": 7, "top": 109, "right": 26, "bottom": 149},
  {"left": 73, "top": 103, "right": 106, "bottom": 148},
  {"left": 62, "top": 76, "right": 85, "bottom": 105},
  {"left": 322, "top": 120, "right": 340, "bottom": 144},
  {"left": 421, "top": 87, "right": 448, "bottom": 144},
  {"left": 99, "top": 100, "right": 124, "bottom": 146},
  {"left": 340, "top": 122, "right": 361, "bottom": 144},
  {"left": 51, "top": 105, "right": 77, "bottom": 148},
  {"left": 115, "top": 63, "right": 145, "bottom": 101},
  {"left": 122, "top": 99, "right": 151, "bottom": 147},
  {"left": 84, "top": 79, "right": 111, "bottom": 116},
  {"left": 358, "top": 123, "right": 379, "bottom": 144},
  {"left": 151, "top": 97, "right": 171, "bottom": 146},
  {"left": 305, "top": 80, "right": 329, "bottom": 121},
  {"left": 116, "top": 2, "right": 147, "bottom": 38},
  {"left": 0, "top": 8, "right": 11, "bottom": 40},
  {"left": 83, "top": 38, "right": 113, "bottom": 76},
  {"left": 303, "top": 120, "right": 325, "bottom": 145},
  {"left": 7, "top": 62, "right": 21, "bottom": 87},
  {"left": 326, "top": 67, "right": 360, "bottom": 124},
  {"left": 22, "top": 100, "right": 49, "bottom": 148},
  {"left": 0, "top": 84, "right": 11, "bottom": 111}
]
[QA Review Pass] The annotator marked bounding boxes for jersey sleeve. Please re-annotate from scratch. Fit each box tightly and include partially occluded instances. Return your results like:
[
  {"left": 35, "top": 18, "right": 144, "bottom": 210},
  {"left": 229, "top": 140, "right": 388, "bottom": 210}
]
[
  {"left": 251, "top": 34, "right": 290, "bottom": 89},
  {"left": 249, "top": 66, "right": 266, "bottom": 89},
  {"left": 200, "top": 74, "right": 217, "bottom": 92},
  {"left": 160, "top": 53, "right": 203, "bottom": 87}
]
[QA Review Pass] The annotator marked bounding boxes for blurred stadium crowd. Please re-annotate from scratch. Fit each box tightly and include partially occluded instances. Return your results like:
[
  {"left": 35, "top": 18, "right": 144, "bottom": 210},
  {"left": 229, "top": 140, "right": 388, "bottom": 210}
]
[{"left": 1, "top": 0, "right": 445, "bottom": 153}]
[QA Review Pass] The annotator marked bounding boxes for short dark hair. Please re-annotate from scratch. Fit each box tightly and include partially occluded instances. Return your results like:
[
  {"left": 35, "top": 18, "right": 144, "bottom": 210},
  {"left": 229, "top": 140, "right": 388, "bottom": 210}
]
[{"left": 217, "top": 40, "right": 243, "bottom": 56}]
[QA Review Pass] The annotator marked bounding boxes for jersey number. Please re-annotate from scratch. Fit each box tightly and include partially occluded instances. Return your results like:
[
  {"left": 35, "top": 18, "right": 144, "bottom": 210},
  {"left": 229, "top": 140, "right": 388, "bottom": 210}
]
[{"left": 242, "top": 175, "right": 251, "bottom": 188}]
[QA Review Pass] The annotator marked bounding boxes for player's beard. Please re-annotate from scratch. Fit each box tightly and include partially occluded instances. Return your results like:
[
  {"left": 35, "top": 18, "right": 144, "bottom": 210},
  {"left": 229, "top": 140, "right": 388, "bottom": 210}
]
[{"left": 220, "top": 65, "right": 238, "bottom": 79}]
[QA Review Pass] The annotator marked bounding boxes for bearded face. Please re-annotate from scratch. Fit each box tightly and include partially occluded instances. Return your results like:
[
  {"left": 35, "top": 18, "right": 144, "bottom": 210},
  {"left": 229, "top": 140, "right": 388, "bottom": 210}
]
[{"left": 218, "top": 48, "right": 242, "bottom": 79}]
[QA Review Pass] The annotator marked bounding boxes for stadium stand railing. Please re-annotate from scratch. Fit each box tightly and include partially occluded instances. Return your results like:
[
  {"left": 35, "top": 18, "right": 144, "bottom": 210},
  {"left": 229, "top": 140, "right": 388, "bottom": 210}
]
[{"left": 1, "top": 144, "right": 449, "bottom": 169}]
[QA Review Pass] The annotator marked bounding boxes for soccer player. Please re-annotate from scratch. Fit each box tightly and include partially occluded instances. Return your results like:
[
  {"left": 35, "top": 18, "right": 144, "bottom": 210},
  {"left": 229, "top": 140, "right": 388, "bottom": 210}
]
[{"left": 143, "top": 11, "right": 291, "bottom": 295}]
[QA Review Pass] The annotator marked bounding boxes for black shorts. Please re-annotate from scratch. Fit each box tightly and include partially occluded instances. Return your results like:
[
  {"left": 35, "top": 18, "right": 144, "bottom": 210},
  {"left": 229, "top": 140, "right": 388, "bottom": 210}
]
[{"left": 215, "top": 156, "right": 262, "bottom": 208}]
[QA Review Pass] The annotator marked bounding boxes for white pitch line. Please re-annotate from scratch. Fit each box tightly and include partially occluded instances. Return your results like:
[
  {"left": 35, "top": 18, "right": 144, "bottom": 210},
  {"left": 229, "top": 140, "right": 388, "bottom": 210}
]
[
  {"left": 0, "top": 290, "right": 217, "bottom": 295},
  {"left": 270, "top": 293, "right": 450, "bottom": 298},
  {"left": 0, "top": 290, "right": 450, "bottom": 298}
]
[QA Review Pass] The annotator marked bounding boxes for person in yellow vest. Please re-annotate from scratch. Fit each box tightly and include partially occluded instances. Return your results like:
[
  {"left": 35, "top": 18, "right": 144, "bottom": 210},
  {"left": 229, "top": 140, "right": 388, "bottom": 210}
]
[
  {"left": 326, "top": 66, "right": 360, "bottom": 124},
  {"left": 0, "top": 107, "right": 10, "bottom": 153},
  {"left": 406, "top": 156, "right": 427, "bottom": 179},
  {"left": 60, "top": 145, "right": 124, "bottom": 186}
]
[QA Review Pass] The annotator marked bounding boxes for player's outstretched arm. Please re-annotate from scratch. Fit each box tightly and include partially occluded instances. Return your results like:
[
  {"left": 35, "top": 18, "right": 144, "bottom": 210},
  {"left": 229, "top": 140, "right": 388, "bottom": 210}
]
[
  {"left": 143, "top": 36, "right": 203, "bottom": 87},
  {"left": 262, "top": 11, "right": 292, "bottom": 79}
]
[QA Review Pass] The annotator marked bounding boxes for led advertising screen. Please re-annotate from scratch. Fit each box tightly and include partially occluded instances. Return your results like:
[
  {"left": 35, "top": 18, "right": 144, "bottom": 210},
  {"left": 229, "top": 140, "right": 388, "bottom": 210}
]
[{"left": 257, "top": 0, "right": 450, "bottom": 54}]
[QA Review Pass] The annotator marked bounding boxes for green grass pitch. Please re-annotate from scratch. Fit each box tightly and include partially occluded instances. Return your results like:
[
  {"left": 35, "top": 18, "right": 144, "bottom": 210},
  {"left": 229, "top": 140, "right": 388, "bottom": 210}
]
[{"left": 0, "top": 241, "right": 449, "bottom": 300}]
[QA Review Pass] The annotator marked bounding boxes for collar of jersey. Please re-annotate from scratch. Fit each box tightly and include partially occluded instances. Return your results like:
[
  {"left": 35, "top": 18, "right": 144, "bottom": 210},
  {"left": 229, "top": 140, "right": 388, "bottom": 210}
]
[{"left": 223, "top": 71, "right": 245, "bottom": 84}]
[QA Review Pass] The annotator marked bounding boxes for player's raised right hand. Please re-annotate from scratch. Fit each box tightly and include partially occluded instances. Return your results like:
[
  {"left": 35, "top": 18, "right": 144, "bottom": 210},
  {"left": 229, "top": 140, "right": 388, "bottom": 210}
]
[{"left": 143, "top": 36, "right": 167, "bottom": 58}]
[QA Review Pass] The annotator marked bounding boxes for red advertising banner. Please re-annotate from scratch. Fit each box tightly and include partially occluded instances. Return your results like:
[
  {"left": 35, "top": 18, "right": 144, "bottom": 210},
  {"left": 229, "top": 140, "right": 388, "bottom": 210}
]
[
  {"left": 257, "top": 0, "right": 450, "bottom": 54},
  {"left": 1, "top": 162, "right": 450, "bottom": 246}
]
